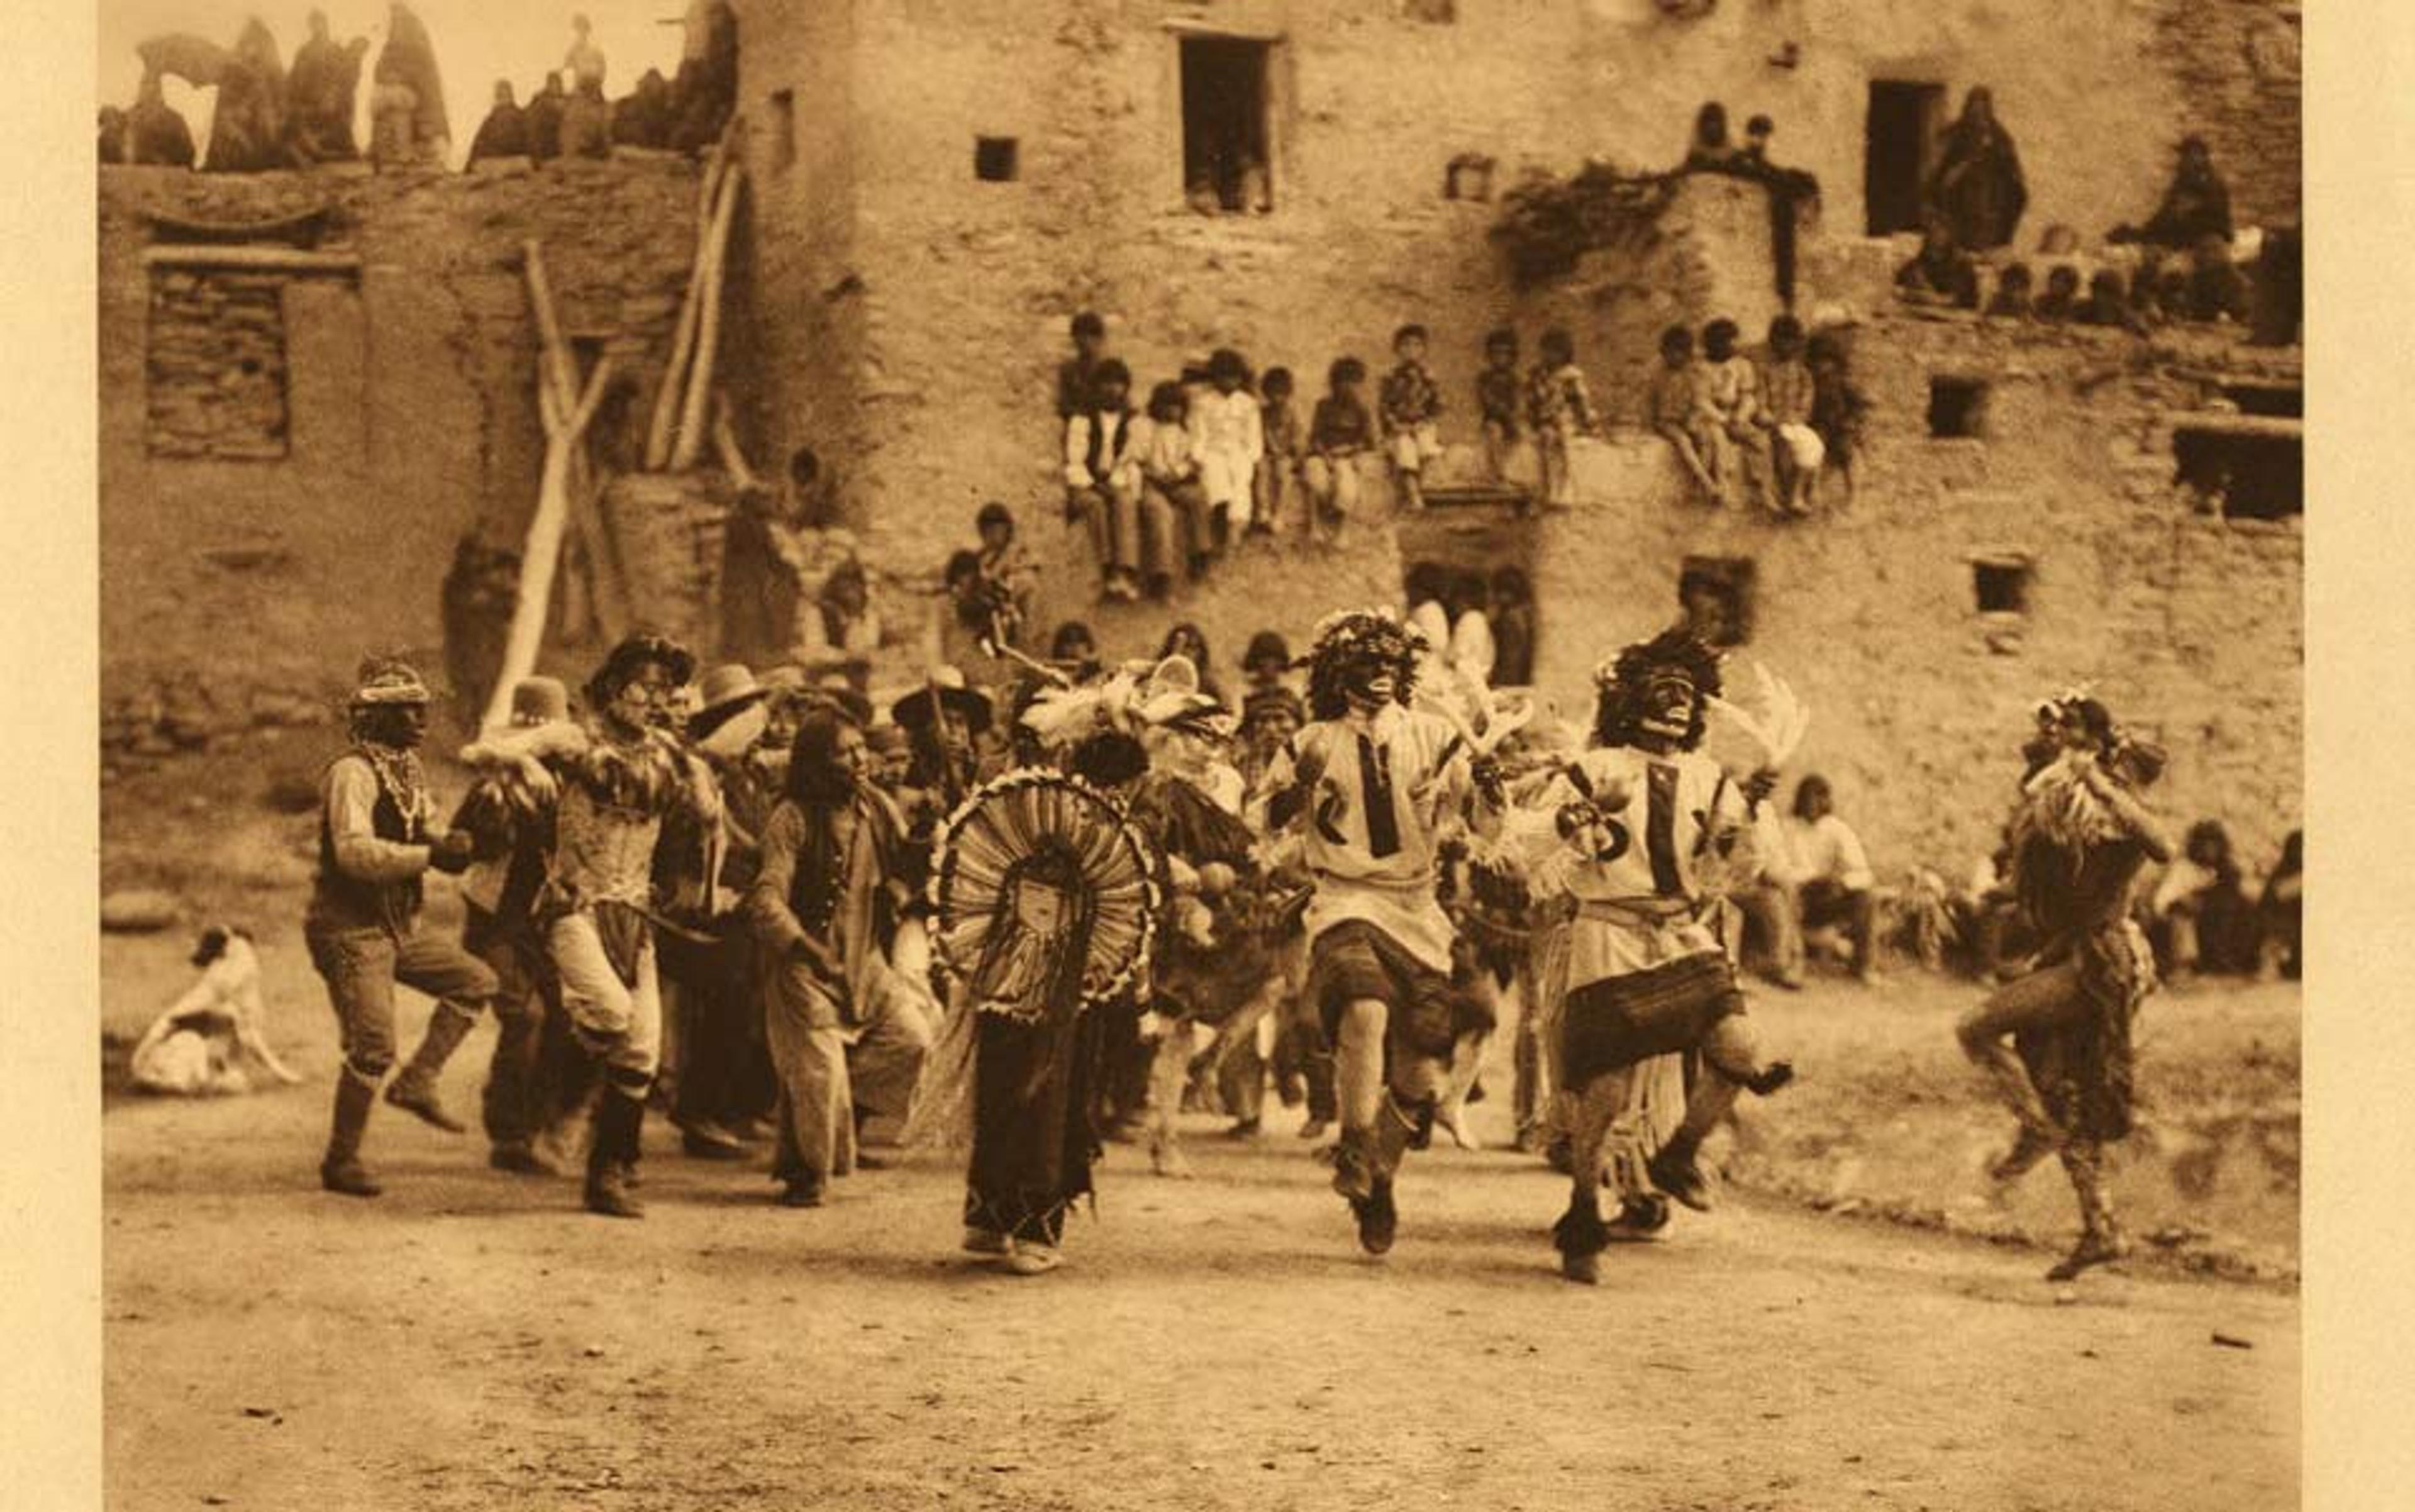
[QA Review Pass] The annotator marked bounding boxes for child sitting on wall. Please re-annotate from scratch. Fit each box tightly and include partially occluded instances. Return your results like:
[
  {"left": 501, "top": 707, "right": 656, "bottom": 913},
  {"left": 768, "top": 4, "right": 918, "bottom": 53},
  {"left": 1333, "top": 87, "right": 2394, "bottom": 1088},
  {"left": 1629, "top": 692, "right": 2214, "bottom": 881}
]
[
  {"left": 1524, "top": 326, "right": 1596, "bottom": 508},
  {"left": 1062, "top": 358, "right": 1145, "bottom": 603},
  {"left": 1380, "top": 323, "right": 1445, "bottom": 512},
  {"left": 1647, "top": 324, "right": 1718, "bottom": 506},
  {"left": 1304, "top": 356, "right": 1375, "bottom": 547},
  {"left": 1189, "top": 347, "right": 1263, "bottom": 548},
  {"left": 1139, "top": 380, "right": 1212, "bottom": 587},
  {"left": 1697, "top": 317, "right": 1774, "bottom": 511},
  {"left": 1985, "top": 262, "right": 2035, "bottom": 320},
  {"left": 1475, "top": 326, "right": 1523, "bottom": 486},
  {"left": 2033, "top": 264, "right": 2082, "bottom": 323},
  {"left": 1757, "top": 314, "right": 1822, "bottom": 518}
]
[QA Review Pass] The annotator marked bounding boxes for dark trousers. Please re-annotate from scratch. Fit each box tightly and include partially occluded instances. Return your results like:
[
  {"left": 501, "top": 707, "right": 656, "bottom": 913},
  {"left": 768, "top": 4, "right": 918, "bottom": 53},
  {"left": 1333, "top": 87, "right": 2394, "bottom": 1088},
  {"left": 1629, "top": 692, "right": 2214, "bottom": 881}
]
[
  {"left": 1801, "top": 879, "right": 1879, "bottom": 976},
  {"left": 464, "top": 905, "right": 560, "bottom": 1148},
  {"left": 658, "top": 920, "right": 764, "bottom": 1131}
]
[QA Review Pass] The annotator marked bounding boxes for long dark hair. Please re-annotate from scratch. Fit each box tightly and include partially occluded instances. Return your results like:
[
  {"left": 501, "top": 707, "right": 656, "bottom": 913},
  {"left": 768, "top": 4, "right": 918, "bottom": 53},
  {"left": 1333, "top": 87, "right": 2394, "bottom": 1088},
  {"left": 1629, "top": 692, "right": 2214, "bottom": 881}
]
[{"left": 785, "top": 708, "right": 859, "bottom": 808}]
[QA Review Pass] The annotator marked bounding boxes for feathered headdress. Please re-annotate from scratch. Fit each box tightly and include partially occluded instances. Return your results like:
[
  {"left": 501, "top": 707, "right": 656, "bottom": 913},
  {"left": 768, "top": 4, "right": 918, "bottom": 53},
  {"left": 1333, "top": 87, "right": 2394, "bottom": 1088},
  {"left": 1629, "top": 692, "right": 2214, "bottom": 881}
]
[
  {"left": 1589, "top": 626, "right": 1725, "bottom": 750},
  {"left": 1019, "top": 653, "right": 1228, "bottom": 752},
  {"left": 1304, "top": 608, "right": 1424, "bottom": 720}
]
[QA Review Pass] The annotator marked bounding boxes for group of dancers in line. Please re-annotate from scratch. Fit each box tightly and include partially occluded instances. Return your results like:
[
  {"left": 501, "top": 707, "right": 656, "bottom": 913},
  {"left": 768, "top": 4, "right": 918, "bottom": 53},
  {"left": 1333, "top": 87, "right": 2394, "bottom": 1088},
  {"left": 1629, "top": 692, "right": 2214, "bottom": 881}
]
[{"left": 302, "top": 607, "right": 2170, "bottom": 1284}]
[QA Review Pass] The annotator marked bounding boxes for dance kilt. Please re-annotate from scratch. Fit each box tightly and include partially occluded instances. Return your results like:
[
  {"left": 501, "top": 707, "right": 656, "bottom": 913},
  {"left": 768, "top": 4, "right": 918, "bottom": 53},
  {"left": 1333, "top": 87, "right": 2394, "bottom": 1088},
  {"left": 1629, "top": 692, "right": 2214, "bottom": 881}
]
[
  {"left": 1307, "top": 920, "right": 1493, "bottom": 1059},
  {"left": 1557, "top": 950, "right": 1745, "bottom": 1093}
]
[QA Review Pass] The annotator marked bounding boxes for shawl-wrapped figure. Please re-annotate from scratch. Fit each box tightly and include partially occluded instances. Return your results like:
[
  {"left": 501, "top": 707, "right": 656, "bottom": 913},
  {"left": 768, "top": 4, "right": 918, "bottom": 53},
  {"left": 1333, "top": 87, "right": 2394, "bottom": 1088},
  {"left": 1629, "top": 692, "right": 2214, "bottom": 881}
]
[
  {"left": 1924, "top": 87, "right": 2028, "bottom": 252},
  {"left": 286, "top": 11, "right": 368, "bottom": 162}
]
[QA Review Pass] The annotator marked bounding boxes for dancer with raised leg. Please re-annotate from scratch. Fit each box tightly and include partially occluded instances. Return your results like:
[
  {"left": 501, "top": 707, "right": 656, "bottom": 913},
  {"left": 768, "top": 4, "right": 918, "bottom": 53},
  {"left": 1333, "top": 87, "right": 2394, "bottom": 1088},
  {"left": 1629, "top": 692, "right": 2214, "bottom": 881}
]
[{"left": 1957, "top": 694, "right": 2172, "bottom": 1281}]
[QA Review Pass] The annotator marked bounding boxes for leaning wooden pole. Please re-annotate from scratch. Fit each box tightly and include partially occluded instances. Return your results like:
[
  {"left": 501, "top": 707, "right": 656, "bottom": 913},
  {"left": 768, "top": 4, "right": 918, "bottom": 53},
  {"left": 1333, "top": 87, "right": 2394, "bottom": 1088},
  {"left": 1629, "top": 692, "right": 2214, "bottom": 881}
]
[
  {"left": 523, "top": 240, "right": 631, "bottom": 640},
  {"left": 645, "top": 133, "right": 737, "bottom": 469},
  {"left": 482, "top": 355, "right": 617, "bottom": 734},
  {"left": 669, "top": 162, "right": 745, "bottom": 472}
]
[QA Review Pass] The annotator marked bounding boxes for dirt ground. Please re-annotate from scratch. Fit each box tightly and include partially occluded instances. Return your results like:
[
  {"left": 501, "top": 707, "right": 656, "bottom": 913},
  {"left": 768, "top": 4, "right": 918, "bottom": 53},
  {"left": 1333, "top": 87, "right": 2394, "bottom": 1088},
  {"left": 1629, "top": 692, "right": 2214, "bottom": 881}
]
[{"left": 102, "top": 906, "right": 2299, "bottom": 1512}]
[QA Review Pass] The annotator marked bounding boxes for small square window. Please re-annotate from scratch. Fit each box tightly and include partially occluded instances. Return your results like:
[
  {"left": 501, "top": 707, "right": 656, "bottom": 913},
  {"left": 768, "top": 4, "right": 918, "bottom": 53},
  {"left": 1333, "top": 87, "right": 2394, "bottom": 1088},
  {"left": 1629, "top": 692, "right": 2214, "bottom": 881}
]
[
  {"left": 1928, "top": 376, "right": 1989, "bottom": 438},
  {"left": 1972, "top": 556, "right": 2031, "bottom": 614},
  {"left": 974, "top": 136, "right": 1019, "bottom": 183}
]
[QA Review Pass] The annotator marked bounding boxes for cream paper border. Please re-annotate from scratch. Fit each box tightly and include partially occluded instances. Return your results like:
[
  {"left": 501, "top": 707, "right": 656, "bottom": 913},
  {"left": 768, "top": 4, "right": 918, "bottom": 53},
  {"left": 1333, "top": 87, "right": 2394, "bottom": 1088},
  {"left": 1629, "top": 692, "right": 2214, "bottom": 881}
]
[{"left": 4, "top": 5, "right": 2406, "bottom": 1508}]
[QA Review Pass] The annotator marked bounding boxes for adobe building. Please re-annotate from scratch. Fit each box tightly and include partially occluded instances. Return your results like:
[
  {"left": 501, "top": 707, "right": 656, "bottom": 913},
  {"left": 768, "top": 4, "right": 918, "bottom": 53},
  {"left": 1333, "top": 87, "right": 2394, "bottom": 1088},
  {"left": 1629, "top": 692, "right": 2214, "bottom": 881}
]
[
  {"left": 723, "top": 0, "right": 2303, "bottom": 869},
  {"left": 94, "top": 0, "right": 2304, "bottom": 877}
]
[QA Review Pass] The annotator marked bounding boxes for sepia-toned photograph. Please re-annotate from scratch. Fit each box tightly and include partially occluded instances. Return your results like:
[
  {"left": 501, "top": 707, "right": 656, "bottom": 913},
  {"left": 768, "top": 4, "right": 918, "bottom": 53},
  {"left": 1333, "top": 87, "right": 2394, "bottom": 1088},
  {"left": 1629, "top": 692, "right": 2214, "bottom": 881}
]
[{"left": 72, "top": 1, "right": 2328, "bottom": 1506}]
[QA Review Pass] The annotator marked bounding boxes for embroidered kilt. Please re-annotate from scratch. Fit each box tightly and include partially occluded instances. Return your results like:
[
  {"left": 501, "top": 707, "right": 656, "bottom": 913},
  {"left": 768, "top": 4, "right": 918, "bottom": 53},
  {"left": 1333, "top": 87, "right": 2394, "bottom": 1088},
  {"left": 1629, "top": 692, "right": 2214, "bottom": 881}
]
[
  {"left": 1558, "top": 950, "right": 1745, "bottom": 1093},
  {"left": 1307, "top": 920, "right": 1493, "bottom": 1059}
]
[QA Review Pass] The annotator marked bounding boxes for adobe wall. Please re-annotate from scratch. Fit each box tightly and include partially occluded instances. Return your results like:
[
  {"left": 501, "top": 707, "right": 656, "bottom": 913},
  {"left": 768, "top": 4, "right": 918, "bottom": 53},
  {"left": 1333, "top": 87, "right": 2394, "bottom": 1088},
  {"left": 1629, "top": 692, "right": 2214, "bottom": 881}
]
[
  {"left": 731, "top": 0, "right": 2298, "bottom": 582},
  {"left": 971, "top": 308, "right": 2304, "bottom": 879},
  {"left": 97, "top": 157, "right": 701, "bottom": 764},
  {"left": 723, "top": 0, "right": 2302, "bottom": 874}
]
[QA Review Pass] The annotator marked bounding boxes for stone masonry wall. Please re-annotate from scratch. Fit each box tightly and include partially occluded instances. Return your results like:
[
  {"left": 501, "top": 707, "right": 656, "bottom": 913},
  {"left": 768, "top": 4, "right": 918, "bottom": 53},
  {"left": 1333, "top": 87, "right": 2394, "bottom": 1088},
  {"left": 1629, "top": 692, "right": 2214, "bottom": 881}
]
[
  {"left": 99, "top": 157, "right": 703, "bottom": 765},
  {"left": 145, "top": 270, "right": 292, "bottom": 460}
]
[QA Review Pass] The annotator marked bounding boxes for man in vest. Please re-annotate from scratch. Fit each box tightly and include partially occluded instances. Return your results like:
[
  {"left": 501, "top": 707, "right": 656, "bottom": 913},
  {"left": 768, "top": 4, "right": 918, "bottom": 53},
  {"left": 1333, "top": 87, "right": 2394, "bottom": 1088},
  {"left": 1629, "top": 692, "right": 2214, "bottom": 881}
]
[{"left": 307, "top": 657, "right": 496, "bottom": 1198}]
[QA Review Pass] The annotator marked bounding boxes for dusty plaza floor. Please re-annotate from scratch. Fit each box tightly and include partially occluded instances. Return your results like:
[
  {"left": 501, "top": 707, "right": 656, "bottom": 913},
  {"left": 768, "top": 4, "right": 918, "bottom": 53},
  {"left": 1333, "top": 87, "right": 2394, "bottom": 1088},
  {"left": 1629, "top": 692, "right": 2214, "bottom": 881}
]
[{"left": 101, "top": 920, "right": 2299, "bottom": 1512}]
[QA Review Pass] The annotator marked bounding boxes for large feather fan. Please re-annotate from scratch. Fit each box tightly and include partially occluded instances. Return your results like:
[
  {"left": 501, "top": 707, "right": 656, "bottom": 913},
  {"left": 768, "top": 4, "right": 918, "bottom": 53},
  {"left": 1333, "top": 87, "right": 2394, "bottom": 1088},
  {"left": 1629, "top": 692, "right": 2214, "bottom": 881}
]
[{"left": 1702, "top": 659, "right": 1809, "bottom": 774}]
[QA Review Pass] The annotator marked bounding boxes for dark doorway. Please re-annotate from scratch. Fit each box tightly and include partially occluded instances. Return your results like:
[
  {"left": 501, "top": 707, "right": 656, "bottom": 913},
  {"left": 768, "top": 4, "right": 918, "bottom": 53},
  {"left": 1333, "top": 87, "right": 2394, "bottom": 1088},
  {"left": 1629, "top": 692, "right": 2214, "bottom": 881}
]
[
  {"left": 1865, "top": 81, "right": 1945, "bottom": 235},
  {"left": 2174, "top": 426, "right": 2304, "bottom": 520},
  {"left": 1180, "top": 37, "right": 1271, "bottom": 213}
]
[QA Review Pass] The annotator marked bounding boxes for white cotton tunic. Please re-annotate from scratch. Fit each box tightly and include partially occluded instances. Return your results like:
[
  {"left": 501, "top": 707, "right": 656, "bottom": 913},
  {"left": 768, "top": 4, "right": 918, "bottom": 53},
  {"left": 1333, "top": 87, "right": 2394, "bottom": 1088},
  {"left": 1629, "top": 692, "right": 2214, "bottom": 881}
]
[
  {"left": 1508, "top": 745, "right": 1756, "bottom": 989},
  {"left": 1285, "top": 704, "right": 1468, "bottom": 974}
]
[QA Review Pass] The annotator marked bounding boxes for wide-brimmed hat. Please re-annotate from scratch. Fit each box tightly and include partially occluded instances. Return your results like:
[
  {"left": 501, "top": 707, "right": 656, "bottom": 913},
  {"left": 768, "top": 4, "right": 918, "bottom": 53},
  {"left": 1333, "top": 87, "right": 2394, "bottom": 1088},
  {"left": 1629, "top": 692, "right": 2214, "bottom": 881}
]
[
  {"left": 891, "top": 666, "right": 993, "bottom": 735},
  {"left": 508, "top": 676, "right": 570, "bottom": 725},
  {"left": 350, "top": 656, "right": 431, "bottom": 708},
  {"left": 688, "top": 664, "right": 771, "bottom": 740}
]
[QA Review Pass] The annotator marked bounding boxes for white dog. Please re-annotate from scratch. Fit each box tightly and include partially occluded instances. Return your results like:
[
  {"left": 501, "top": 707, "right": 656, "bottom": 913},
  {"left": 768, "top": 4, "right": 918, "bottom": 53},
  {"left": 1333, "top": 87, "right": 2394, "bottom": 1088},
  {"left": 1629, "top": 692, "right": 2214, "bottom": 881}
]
[{"left": 126, "top": 926, "right": 303, "bottom": 1096}]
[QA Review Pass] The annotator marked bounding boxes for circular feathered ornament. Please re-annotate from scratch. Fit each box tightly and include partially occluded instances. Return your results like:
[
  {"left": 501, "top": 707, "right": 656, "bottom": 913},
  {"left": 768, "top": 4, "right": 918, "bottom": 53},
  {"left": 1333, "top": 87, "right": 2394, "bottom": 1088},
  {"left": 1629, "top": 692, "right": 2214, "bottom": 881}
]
[{"left": 928, "top": 768, "right": 1159, "bottom": 1022}]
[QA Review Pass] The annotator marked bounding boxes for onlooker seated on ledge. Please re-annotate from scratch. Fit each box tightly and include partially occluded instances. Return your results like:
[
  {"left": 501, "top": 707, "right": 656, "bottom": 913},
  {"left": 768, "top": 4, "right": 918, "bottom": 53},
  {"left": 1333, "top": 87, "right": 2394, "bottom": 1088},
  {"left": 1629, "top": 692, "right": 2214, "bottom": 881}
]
[
  {"left": 1894, "top": 218, "right": 1980, "bottom": 311},
  {"left": 2182, "top": 233, "right": 2253, "bottom": 325},
  {"left": 2109, "top": 136, "right": 2233, "bottom": 252},
  {"left": 2033, "top": 264, "right": 2082, "bottom": 323}
]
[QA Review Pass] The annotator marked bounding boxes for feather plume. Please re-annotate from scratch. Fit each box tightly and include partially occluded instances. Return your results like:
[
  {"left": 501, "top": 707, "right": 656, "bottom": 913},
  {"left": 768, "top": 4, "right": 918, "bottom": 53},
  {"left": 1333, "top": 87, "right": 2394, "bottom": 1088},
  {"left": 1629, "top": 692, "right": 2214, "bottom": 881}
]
[{"left": 1704, "top": 660, "right": 1809, "bottom": 770}]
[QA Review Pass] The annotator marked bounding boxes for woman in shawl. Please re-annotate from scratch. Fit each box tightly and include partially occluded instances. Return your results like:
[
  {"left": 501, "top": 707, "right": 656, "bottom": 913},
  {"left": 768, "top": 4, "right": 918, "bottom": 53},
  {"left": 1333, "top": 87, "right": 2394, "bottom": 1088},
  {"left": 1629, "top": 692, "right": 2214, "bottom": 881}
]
[
  {"left": 2111, "top": 136, "right": 2233, "bottom": 250},
  {"left": 371, "top": 3, "right": 450, "bottom": 167},
  {"left": 1925, "top": 87, "right": 2028, "bottom": 252}
]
